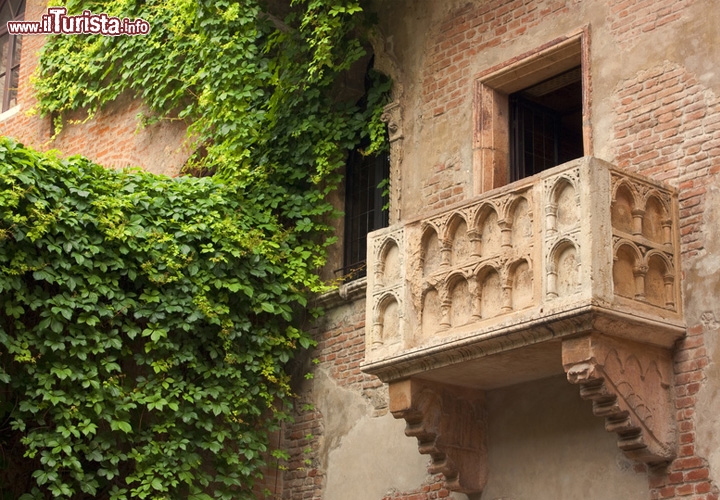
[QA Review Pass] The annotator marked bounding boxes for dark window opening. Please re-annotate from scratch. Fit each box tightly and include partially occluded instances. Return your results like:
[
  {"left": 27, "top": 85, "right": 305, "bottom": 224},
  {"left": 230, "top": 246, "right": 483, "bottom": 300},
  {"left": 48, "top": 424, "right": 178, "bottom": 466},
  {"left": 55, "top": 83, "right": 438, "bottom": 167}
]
[
  {"left": 342, "top": 148, "right": 389, "bottom": 280},
  {"left": 0, "top": 0, "right": 24, "bottom": 112},
  {"left": 509, "top": 66, "right": 584, "bottom": 181}
]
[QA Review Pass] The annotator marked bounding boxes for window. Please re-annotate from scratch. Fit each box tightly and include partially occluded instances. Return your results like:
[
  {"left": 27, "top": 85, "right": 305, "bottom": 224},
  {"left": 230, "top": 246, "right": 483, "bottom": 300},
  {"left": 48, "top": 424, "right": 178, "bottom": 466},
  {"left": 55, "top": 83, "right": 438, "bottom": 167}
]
[
  {"left": 0, "top": 0, "right": 24, "bottom": 112},
  {"left": 473, "top": 31, "right": 590, "bottom": 193},
  {"left": 342, "top": 148, "right": 389, "bottom": 279}
]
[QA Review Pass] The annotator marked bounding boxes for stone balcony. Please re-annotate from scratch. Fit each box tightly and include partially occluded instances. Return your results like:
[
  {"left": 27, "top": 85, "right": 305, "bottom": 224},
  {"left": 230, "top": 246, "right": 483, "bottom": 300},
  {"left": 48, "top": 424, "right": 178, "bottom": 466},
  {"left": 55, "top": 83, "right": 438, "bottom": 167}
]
[{"left": 361, "top": 157, "right": 685, "bottom": 494}]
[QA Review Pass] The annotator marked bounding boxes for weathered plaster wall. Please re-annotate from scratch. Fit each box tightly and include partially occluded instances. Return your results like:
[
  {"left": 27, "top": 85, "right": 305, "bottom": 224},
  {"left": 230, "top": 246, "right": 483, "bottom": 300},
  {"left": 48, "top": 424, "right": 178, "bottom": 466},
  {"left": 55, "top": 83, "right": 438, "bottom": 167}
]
[
  {"left": 282, "top": 291, "right": 464, "bottom": 499},
  {"left": 316, "top": 367, "right": 429, "bottom": 500},
  {"left": 483, "top": 375, "right": 648, "bottom": 500},
  {"left": 688, "top": 183, "right": 720, "bottom": 486},
  {"left": 280, "top": 287, "right": 480, "bottom": 499}
]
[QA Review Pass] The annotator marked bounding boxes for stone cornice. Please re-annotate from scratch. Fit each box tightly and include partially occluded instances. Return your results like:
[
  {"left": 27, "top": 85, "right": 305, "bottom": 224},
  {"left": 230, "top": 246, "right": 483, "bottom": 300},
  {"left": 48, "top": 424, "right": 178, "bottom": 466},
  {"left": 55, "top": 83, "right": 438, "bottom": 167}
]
[{"left": 362, "top": 302, "right": 684, "bottom": 384}]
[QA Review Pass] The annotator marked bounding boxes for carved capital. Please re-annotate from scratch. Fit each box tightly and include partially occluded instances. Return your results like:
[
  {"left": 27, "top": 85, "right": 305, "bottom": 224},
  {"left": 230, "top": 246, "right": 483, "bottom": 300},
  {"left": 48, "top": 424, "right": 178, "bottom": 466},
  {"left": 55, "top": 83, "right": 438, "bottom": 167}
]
[
  {"left": 381, "top": 101, "right": 403, "bottom": 143},
  {"left": 497, "top": 218, "right": 513, "bottom": 249},
  {"left": 562, "top": 334, "right": 676, "bottom": 464},
  {"left": 389, "top": 379, "right": 487, "bottom": 494},
  {"left": 545, "top": 202, "right": 559, "bottom": 233},
  {"left": 633, "top": 264, "right": 649, "bottom": 277}
]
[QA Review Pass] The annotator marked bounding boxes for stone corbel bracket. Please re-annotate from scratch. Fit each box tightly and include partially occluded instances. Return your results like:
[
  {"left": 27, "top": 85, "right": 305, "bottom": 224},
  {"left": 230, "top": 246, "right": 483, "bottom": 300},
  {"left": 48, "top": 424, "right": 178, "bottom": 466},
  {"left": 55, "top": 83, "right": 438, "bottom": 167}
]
[
  {"left": 562, "top": 333, "right": 676, "bottom": 464},
  {"left": 389, "top": 379, "right": 487, "bottom": 495}
]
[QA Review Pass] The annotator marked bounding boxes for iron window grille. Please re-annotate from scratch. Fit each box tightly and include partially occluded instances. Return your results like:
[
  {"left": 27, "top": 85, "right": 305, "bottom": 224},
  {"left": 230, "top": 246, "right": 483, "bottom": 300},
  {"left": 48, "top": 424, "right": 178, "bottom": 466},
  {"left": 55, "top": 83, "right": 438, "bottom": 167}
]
[{"left": 341, "top": 148, "right": 390, "bottom": 280}]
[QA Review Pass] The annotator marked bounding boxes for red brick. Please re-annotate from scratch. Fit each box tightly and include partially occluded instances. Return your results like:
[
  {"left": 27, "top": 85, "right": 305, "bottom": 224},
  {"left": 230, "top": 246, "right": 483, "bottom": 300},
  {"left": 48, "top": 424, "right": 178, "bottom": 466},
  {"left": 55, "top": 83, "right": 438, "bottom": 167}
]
[
  {"left": 669, "top": 471, "right": 686, "bottom": 484},
  {"left": 696, "top": 481, "right": 713, "bottom": 494},
  {"left": 679, "top": 444, "right": 696, "bottom": 457},
  {"left": 677, "top": 483, "right": 695, "bottom": 495},
  {"left": 658, "top": 486, "right": 676, "bottom": 498},
  {"left": 675, "top": 457, "right": 705, "bottom": 470},
  {"left": 684, "top": 468, "right": 710, "bottom": 481},
  {"left": 680, "top": 431, "right": 696, "bottom": 444}
]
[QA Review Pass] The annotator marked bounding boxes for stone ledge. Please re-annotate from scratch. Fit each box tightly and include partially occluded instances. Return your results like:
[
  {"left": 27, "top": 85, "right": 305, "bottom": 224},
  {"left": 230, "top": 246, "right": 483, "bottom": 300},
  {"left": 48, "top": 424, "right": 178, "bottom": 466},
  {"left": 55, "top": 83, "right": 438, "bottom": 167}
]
[
  {"left": 314, "top": 277, "right": 367, "bottom": 310},
  {"left": 362, "top": 302, "right": 684, "bottom": 386}
]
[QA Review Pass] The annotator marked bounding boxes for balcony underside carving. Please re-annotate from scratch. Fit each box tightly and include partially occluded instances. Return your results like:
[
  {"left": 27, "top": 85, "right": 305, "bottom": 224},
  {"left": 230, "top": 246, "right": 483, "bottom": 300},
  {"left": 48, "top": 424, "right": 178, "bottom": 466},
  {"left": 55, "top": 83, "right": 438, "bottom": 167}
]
[
  {"left": 563, "top": 334, "right": 676, "bottom": 464},
  {"left": 364, "top": 157, "right": 685, "bottom": 493},
  {"left": 389, "top": 379, "right": 487, "bottom": 495}
]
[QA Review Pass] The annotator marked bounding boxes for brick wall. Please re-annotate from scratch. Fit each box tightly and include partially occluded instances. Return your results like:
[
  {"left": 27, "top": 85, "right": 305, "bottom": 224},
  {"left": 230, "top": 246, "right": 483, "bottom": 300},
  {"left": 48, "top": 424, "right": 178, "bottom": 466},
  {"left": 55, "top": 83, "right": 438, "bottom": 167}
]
[
  {"left": 613, "top": 62, "right": 720, "bottom": 260},
  {"left": 612, "top": 61, "right": 720, "bottom": 500},
  {"left": 280, "top": 295, "right": 375, "bottom": 499},
  {"left": 0, "top": 0, "right": 190, "bottom": 176},
  {"left": 381, "top": 478, "right": 456, "bottom": 500},
  {"left": 644, "top": 323, "right": 717, "bottom": 500},
  {"left": 422, "top": 161, "right": 466, "bottom": 213},
  {"left": 422, "top": 0, "right": 572, "bottom": 121},
  {"left": 609, "top": 4, "right": 720, "bottom": 496},
  {"left": 608, "top": 0, "right": 693, "bottom": 44},
  {"left": 0, "top": 0, "right": 51, "bottom": 145},
  {"left": 281, "top": 402, "right": 325, "bottom": 498}
]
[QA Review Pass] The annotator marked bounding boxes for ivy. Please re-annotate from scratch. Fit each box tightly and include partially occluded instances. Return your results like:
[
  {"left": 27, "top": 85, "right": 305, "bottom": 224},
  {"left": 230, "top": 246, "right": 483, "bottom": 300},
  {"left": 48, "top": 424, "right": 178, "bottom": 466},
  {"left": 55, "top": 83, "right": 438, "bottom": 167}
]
[
  {"left": 2, "top": 0, "right": 390, "bottom": 498},
  {"left": 0, "top": 139, "right": 310, "bottom": 499}
]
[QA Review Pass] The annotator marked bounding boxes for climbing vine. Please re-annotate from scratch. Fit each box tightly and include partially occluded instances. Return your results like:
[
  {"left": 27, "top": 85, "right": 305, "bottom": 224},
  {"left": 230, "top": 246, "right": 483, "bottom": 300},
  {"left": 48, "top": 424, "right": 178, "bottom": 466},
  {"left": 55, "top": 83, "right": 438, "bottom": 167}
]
[{"left": 1, "top": 0, "right": 389, "bottom": 498}]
